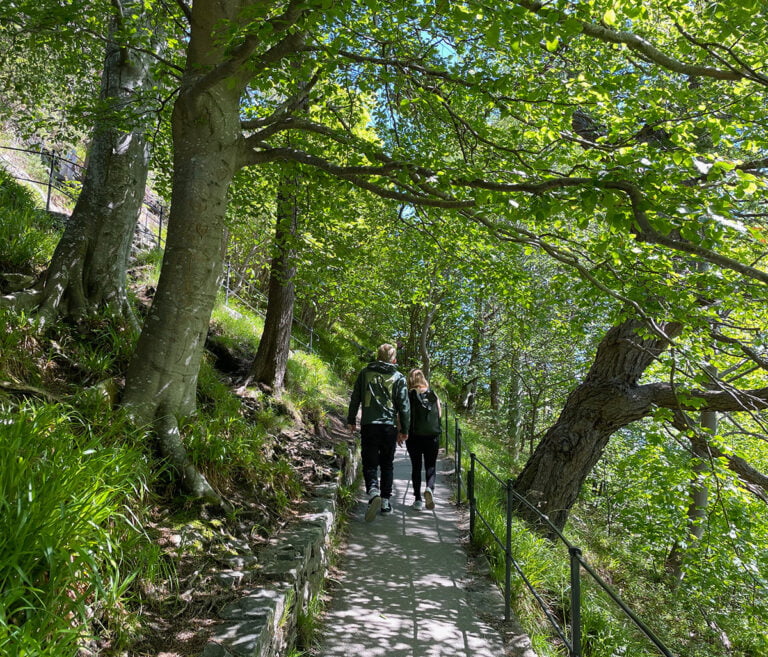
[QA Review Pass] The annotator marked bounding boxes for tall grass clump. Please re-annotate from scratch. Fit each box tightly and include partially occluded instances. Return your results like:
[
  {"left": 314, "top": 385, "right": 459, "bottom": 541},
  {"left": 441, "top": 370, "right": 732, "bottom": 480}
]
[
  {"left": 187, "top": 358, "right": 301, "bottom": 514},
  {"left": 0, "top": 308, "right": 42, "bottom": 388},
  {"left": 285, "top": 350, "right": 347, "bottom": 420},
  {"left": 0, "top": 402, "right": 163, "bottom": 656},
  {"left": 211, "top": 295, "right": 265, "bottom": 351},
  {"left": 0, "top": 169, "right": 60, "bottom": 273}
]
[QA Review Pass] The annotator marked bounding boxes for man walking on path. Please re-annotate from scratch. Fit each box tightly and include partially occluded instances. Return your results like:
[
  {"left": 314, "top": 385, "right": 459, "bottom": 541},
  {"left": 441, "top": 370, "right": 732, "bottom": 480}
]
[{"left": 347, "top": 343, "right": 410, "bottom": 521}]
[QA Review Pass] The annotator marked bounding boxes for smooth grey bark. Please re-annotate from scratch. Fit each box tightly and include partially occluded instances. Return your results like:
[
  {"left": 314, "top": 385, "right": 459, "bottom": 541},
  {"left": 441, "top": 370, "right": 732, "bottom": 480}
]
[
  {"left": 122, "top": 3, "right": 244, "bottom": 502},
  {"left": 245, "top": 174, "right": 299, "bottom": 392},
  {"left": 489, "top": 337, "right": 500, "bottom": 412},
  {"left": 458, "top": 296, "right": 482, "bottom": 412},
  {"left": 418, "top": 301, "right": 439, "bottom": 380},
  {"left": 122, "top": 0, "right": 305, "bottom": 501},
  {"left": 505, "top": 351, "right": 523, "bottom": 456},
  {"left": 31, "top": 10, "right": 154, "bottom": 327},
  {"left": 667, "top": 407, "right": 715, "bottom": 581}
]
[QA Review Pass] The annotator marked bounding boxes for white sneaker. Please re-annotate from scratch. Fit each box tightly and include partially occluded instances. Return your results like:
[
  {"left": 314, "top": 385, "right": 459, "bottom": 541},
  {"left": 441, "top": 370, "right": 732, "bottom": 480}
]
[
  {"left": 424, "top": 488, "right": 435, "bottom": 510},
  {"left": 412, "top": 499, "right": 424, "bottom": 510},
  {"left": 381, "top": 498, "right": 393, "bottom": 514}
]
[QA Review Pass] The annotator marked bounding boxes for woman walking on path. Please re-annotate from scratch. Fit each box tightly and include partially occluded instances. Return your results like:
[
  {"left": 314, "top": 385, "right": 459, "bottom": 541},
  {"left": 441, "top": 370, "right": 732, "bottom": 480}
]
[{"left": 406, "top": 368, "right": 442, "bottom": 511}]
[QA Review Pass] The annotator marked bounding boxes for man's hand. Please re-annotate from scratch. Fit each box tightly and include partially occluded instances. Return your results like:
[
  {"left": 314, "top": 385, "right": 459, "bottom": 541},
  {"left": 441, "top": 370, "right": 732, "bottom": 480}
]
[
  {"left": 347, "top": 424, "right": 356, "bottom": 433},
  {"left": 397, "top": 433, "right": 408, "bottom": 447}
]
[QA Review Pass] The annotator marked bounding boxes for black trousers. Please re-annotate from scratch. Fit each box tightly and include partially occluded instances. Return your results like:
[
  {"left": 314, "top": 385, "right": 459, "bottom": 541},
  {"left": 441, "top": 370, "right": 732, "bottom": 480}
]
[
  {"left": 360, "top": 423, "right": 398, "bottom": 498},
  {"left": 406, "top": 434, "right": 439, "bottom": 499}
]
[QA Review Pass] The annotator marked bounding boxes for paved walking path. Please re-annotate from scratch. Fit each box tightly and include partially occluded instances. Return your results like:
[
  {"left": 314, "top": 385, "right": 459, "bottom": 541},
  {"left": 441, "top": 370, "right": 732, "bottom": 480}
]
[{"left": 317, "top": 449, "right": 536, "bottom": 657}]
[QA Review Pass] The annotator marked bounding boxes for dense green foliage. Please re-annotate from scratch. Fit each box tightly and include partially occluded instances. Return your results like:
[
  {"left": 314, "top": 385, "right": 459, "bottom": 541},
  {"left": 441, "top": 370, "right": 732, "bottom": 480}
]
[{"left": 1, "top": 0, "right": 768, "bottom": 655}]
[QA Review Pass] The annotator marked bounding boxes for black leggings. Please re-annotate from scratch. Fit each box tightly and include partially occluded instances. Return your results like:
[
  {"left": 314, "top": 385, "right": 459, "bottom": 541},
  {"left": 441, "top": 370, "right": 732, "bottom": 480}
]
[{"left": 406, "top": 434, "right": 439, "bottom": 499}]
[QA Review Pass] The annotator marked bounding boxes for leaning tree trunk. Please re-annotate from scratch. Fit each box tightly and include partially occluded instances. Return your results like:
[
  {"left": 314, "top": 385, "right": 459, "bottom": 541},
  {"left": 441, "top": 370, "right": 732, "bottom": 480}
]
[
  {"left": 245, "top": 171, "right": 300, "bottom": 392},
  {"left": 34, "top": 8, "right": 155, "bottom": 328},
  {"left": 512, "top": 319, "right": 683, "bottom": 533},
  {"left": 122, "top": 4, "right": 246, "bottom": 502}
]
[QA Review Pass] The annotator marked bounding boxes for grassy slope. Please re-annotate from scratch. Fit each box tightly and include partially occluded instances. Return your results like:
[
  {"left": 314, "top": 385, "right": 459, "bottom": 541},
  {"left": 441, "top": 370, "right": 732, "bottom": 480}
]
[{"left": 0, "top": 168, "right": 361, "bottom": 656}]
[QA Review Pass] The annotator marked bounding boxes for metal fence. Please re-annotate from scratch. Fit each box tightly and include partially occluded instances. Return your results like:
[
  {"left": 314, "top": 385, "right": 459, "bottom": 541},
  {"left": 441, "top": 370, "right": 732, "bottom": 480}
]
[
  {"left": 220, "top": 277, "right": 316, "bottom": 354},
  {"left": 446, "top": 412, "right": 674, "bottom": 657},
  {"left": 0, "top": 145, "right": 83, "bottom": 211},
  {"left": 0, "top": 144, "right": 166, "bottom": 247}
]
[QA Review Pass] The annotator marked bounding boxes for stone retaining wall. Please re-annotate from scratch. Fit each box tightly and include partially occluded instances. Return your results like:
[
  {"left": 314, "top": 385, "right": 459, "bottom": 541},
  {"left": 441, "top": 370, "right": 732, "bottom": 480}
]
[{"left": 201, "top": 448, "right": 359, "bottom": 657}]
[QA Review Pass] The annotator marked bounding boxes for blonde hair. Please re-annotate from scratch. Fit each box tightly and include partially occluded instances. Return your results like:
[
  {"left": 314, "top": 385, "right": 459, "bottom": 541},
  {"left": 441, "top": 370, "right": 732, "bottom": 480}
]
[
  {"left": 377, "top": 343, "right": 397, "bottom": 363},
  {"left": 408, "top": 368, "right": 429, "bottom": 390}
]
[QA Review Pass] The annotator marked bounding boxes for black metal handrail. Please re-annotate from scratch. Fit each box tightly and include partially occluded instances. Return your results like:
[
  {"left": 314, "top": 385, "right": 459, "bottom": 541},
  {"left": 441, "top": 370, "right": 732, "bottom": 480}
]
[
  {"left": 447, "top": 415, "right": 674, "bottom": 657},
  {"left": 0, "top": 145, "right": 82, "bottom": 211},
  {"left": 1, "top": 144, "right": 165, "bottom": 247}
]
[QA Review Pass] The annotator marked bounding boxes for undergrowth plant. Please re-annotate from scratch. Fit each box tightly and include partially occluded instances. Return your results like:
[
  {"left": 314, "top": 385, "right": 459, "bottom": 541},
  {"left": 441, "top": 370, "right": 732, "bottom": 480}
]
[
  {"left": 457, "top": 421, "right": 674, "bottom": 657},
  {"left": 188, "top": 356, "right": 300, "bottom": 512},
  {"left": 457, "top": 415, "right": 767, "bottom": 657},
  {"left": 285, "top": 350, "right": 347, "bottom": 422},
  {"left": 0, "top": 401, "right": 163, "bottom": 656},
  {"left": 0, "top": 169, "right": 60, "bottom": 273}
]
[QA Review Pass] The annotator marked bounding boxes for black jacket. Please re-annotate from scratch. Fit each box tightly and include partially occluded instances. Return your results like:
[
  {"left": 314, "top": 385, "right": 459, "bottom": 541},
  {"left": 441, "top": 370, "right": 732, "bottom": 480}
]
[{"left": 347, "top": 361, "right": 410, "bottom": 430}]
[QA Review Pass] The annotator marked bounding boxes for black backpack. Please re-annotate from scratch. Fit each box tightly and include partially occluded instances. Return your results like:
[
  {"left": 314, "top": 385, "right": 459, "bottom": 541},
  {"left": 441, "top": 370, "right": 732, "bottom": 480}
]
[{"left": 410, "top": 388, "right": 441, "bottom": 436}]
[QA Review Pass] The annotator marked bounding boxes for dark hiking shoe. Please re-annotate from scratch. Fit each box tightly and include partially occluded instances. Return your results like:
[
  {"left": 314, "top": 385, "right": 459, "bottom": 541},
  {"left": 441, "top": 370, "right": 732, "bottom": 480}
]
[{"left": 365, "top": 493, "right": 382, "bottom": 522}]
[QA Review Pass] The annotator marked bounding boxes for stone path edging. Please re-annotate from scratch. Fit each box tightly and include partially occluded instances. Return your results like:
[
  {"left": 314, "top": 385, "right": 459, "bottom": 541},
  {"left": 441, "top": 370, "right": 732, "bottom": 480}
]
[{"left": 200, "top": 446, "right": 359, "bottom": 657}]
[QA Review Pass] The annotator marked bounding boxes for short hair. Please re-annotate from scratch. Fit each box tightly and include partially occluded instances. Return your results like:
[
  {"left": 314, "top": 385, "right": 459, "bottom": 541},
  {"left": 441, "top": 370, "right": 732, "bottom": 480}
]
[
  {"left": 408, "top": 368, "right": 429, "bottom": 389},
  {"left": 377, "top": 343, "right": 397, "bottom": 363}
]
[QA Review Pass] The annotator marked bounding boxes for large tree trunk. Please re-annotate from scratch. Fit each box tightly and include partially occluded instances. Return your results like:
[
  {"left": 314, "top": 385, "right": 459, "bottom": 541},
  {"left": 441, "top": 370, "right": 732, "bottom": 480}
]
[
  {"left": 121, "top": 2, "right": 245, "bottom": 501},
  {"left": 512, "top": 319, "right": 683, "bottom": 532},
  {"left": 24, "top": 8, "right": 155, "bottom": 327},
  {"left": 245, "top": 172, "right": 299, "bottom": 392}
]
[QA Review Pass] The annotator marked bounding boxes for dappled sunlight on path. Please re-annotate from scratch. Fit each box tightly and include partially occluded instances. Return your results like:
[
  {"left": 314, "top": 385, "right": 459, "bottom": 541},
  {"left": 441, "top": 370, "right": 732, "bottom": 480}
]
[{"left": 318, "top": 451, "right": 509, "bottom": 657}]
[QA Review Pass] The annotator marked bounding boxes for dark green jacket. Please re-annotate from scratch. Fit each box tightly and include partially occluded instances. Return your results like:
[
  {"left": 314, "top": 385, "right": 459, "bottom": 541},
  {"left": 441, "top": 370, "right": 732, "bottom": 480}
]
[{"left": 347, "top": 361, "right": 410, "bottom": 430}]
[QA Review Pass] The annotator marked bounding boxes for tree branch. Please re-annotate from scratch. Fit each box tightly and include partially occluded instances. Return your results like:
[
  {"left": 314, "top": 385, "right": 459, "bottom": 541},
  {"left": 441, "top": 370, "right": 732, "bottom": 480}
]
[
  {"left": 650, "top": 382, "right": 768, "bottom": 412},
  {"left": 191, "top": 0, "right": 306, "bottom": 95},
  {"left": 514, "top": 0, "right": 755, "bottom": 83}
]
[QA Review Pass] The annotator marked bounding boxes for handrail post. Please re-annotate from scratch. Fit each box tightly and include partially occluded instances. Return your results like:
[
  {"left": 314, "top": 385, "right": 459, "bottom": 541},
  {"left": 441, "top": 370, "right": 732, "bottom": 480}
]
[
  {"left": 505, "top": 478, "right": 513, "bottom": 622},
  {"left": 468, "top": 454, "right": 476, "bottom": 539},
  {"left": 444, "top": 403, "right": 449, "bottom": 452},
  {"left": 453, "top": 417, "right": 458, "bottom": 479},
  {"left": 45, "top": 149, "right": 56, "bottom": 212},
  {"left": 569, "top": 546, "right": 582, "bottom": 657},
  {"left": 456, "top": 425, "right": 462, "bottom": 505}
]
